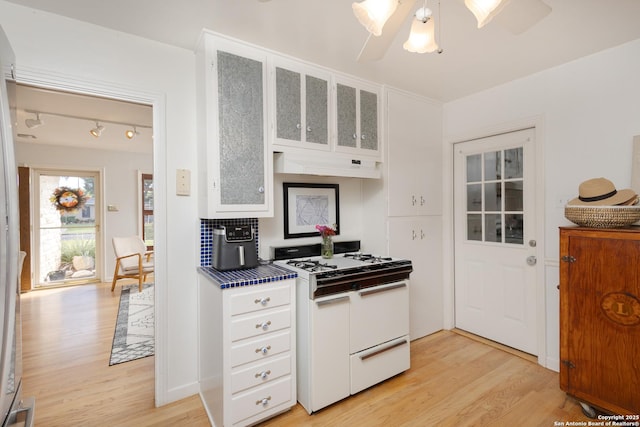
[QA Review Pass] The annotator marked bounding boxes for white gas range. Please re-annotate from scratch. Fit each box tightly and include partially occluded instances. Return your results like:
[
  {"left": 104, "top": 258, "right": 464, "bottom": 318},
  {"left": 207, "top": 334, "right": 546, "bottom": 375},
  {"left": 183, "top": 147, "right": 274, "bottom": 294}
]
[{"left": 272, "top": 242, "right": 413, "bottom": 414}]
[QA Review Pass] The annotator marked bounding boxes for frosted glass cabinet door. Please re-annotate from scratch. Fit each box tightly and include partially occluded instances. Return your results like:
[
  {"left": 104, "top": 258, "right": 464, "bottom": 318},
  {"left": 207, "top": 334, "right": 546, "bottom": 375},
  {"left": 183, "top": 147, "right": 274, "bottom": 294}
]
[
  {"left": 217, "top": 50, "right": 265, "bottom": 206},
  {"left": 359, "top": 89, "right": 378, "bottom": 151},
  {"left": 274, "top": 63, "right": 329, "bottom": 147},
  {"left": 335, "top": 80, "right": 380, "bottom": 156},
  {"left": 305, "top": 74, "right": 328, "bottom": 145},
  {"left": 336, "top": 83, "right": 357, "bottom": 149},
  {"left": 276, "top": 67, "right": 301, "bottom": 142}
]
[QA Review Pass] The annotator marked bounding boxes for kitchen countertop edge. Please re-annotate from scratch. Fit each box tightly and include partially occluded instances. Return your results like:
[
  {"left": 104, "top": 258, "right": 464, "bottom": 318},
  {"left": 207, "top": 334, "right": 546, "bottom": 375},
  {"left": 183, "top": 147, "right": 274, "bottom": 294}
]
[{"left": 198, "top": 264, "right": 298, "bottom": 289}]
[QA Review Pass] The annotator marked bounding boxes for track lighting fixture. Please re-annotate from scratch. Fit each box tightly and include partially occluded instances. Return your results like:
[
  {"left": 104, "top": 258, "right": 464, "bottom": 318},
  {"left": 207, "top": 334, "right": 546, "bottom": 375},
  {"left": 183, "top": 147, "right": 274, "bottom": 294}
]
[
  {"left": 25, "top": 112, "right": 44, "bottom": 129},
  {"left": 90, "top": 122, "right": 105, "bottom": 138},
  {"left": 125, "top": 126, "right": 139, "bottom": 139}
]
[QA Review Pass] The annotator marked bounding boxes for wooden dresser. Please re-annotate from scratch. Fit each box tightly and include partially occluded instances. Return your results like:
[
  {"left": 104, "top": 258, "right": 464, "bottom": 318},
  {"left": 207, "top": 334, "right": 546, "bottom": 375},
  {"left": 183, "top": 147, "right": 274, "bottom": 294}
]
[{"left": 559, "top": 227, "right": 640, "bottom": 416}]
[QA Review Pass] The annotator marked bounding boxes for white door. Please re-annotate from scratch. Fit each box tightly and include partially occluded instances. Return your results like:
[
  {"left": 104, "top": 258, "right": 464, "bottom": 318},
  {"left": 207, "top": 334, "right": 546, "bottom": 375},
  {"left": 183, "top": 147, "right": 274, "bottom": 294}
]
[
  {"left": 33, "top": 169, "right": 101, "bottom": 287},
  {"left": 453, "top": 128, "right": 537, "bottom": 354}
]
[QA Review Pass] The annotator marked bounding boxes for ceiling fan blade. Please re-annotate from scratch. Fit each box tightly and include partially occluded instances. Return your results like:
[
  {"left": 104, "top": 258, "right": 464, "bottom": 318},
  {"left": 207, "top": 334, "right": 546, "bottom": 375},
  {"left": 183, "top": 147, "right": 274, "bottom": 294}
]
[
  {"left": 357, "top": 0, "right": 419, "bottom": 62},
  {"left": 493, "top": 0, "right": 551, "bottom": 34}
]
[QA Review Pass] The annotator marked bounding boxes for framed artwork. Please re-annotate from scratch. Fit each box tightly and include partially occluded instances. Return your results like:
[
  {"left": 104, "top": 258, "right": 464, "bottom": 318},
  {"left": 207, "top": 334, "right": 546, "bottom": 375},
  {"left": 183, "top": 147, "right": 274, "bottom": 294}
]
[{"left": 283, "top": 182, "right": 340, "bottom": 238}]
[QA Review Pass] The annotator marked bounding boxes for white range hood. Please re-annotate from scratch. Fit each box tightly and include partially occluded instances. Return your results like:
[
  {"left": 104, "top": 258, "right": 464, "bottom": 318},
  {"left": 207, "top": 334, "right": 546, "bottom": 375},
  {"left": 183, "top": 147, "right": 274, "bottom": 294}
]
[{"left": 273, "top": 151, "right": 381, "bottom": 179}]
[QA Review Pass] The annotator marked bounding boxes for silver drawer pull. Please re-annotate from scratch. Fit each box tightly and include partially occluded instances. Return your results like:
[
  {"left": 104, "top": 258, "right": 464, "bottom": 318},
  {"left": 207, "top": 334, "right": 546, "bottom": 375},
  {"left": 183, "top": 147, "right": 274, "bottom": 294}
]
[
  {"left": 254, "top": 297, "right": 271, "bottom": 305},
  {"left": 255, "top": 320, "right": 272, "bottom": 330},
  {"left": 360, "top": 339, "right": 408, "bottom": 361},
  {"left": 256, "top": 396, "right": 272, "bottom": 406},
  {"left": 359, "top": 282, "right": 407, "bottom": 297},
  {"left": 255, "top": 345, "right": 271, "bottom": 354},
  {"left": 316, "top": 295, "right": 350, "bottom": 306},
  {"left": 255, "top": 370, "right": 272, "bottom": 380}
]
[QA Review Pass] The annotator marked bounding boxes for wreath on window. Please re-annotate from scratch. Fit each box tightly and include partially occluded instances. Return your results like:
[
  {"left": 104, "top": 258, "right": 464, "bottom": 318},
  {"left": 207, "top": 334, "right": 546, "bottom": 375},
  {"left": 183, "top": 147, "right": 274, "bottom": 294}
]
[{"left": 50, "top": 186, "right": 90, "bottom": 212}]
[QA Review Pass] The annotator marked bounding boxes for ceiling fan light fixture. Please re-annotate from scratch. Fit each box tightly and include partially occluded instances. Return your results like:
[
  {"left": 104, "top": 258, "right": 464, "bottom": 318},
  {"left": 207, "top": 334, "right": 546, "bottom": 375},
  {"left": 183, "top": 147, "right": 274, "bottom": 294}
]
[
  {"left": 25, "top": 112, "right": 44, "bottom": 129},
  {"left": 403, "top": 9, "right": 438, "bottom": 54},
  {"left": 465, "top": 0, "right": 509, "bottom": 28},
  {"left": 90, "top": 122, "right": 105, "bottom": 138},
  {"left": 352, "top": 0, "right": 399, "bottom": 36}
]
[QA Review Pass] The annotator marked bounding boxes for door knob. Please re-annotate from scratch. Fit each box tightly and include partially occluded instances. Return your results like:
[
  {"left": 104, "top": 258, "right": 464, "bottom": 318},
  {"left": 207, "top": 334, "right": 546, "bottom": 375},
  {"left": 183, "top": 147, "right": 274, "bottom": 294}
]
[{"left": 526, "top": 256, "right": 537, "bottom": 266}]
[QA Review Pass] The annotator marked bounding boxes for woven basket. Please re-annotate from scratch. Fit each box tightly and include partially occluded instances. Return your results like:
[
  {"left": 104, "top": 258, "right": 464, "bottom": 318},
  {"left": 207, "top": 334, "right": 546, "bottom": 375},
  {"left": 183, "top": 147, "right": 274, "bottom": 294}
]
[{"left": 564, "top": 205, "right": 640, "bottom": 228}]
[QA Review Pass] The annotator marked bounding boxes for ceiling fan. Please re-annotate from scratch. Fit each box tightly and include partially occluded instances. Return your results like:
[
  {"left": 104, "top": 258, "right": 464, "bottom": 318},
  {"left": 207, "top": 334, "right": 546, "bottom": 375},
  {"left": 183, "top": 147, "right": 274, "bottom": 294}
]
[{"left": 354, "top": 0, "right": 552, "bottom": 62}]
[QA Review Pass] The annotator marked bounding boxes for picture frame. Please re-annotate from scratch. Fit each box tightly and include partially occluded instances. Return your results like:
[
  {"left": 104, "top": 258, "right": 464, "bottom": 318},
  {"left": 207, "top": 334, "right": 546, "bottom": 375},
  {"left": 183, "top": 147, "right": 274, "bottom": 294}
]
[{"left": 283, "top": 182, "right": 340, "bottom": 239}]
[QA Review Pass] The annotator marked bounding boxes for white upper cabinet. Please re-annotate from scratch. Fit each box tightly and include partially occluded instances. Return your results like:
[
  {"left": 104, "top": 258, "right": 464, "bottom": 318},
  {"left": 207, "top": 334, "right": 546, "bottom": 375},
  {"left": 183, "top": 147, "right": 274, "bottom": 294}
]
[
  {"left": 197, "top": 33, "right": 273, "bottom": 218},
  {"left": 386, "top": 89, "right": 442, "bottom": 216},
  {"left": 334, "top": 76, "right": 382, "bottom": 160},
  {"left": 272, "top": 57, "right": 331, "bottom": 151}
]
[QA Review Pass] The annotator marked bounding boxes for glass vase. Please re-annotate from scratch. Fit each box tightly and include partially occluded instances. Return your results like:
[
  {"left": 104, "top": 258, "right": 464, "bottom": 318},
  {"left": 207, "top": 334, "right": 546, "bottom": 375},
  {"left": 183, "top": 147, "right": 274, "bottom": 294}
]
[{"left": 321, "top": 235, "right": 334, "bottom": 259}]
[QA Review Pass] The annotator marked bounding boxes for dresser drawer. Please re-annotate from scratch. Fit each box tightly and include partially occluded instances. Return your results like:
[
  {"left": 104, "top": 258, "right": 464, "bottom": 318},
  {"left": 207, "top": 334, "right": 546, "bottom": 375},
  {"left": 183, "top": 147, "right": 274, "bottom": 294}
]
[
  {"left": 230, "top": 330, "right": 291, "bottom": 368},
  {"left": 229, "top": 283, "right": 291, "bottom": 316},
  {"left": 230, "top": 376, "right": 292, "bottom": 425},
  {"left": 230, "top": 307, "right": 291, "bottom": 342},
  {"left": 231, "top": 354, "right": 291, "bottom": 394}
]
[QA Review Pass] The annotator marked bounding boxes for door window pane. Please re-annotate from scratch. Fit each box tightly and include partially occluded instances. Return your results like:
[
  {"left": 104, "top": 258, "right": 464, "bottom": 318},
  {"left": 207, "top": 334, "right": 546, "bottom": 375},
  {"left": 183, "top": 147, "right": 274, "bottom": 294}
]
[
  {"left": 467, "top": 214, "right": 482, "bottom": 241},
  {"left": 484, "top": 213, "right": 502, "bottom": 243},
  {"left": 484, "top": 151, "right": 501, "bottom": 180},
  {"left": 505, "top": 214, "right": 524, "bottom": 244},
  {"left": 484, "top": 182, "right": 502, "bottom": 212},
  {"left": 504, "top": 147, "right": 523, "bottom": 179},
  {"left": 466, "top": 154, "right": 481, "bottom": 182},
  {"left": 467, "top": 184, "right": 482, "bottom": 211},
  {"left": 38, "top": 173, "right": 97, "bottom": 286},
  {"left": 505, "top": 181, "right": 523, "bottom": 211}
]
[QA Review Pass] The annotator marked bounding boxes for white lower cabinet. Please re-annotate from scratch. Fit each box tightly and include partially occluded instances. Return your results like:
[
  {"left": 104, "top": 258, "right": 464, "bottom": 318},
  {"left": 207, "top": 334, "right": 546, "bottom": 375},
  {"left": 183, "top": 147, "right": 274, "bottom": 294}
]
[
  {"left": 388, "top": 216, "right": 443, "bottom": 340},
  {"left": 308, "top": 295, "right": 350, "bottom": 412},
  {"left": 199, "top": 277, "right": 296, "bottom": 426}
]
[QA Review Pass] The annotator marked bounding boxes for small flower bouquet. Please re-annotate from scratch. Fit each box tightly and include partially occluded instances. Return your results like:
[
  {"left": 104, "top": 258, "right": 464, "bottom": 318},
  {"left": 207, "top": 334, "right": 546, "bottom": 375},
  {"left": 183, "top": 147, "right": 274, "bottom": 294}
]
[
  {"left": 316, "top": 224, "right": 337, "bottom": 258},
  {"left": 315, "top": 224, "right": 337, "bottom": 238}
]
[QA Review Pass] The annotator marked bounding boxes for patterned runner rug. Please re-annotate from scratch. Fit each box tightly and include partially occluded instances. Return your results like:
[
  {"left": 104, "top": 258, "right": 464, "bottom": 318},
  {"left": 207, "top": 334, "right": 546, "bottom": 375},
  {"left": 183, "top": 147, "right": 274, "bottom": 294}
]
[{"left": 109, "top": 283, "right": 155, "bottom": 366}]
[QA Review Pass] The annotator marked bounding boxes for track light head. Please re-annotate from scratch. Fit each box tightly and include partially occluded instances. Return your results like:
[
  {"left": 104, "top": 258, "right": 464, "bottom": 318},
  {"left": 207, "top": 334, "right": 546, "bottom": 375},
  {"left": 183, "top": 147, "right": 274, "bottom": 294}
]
[
  {"left": 90, "top": 122, "right": 105, "bottom": 138},
  {"left": 125, "top": 126, "right": 139, "bottom": 139},
  {"left": 25, "top": 112, "right": 44, "bottom": 129}
]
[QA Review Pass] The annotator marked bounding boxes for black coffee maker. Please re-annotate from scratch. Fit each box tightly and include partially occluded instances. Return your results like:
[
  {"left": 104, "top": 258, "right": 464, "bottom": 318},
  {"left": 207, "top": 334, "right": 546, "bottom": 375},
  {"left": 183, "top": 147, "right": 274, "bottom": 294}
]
[{"left": 211, "top": 225, "right": 259, "bottom": 271}]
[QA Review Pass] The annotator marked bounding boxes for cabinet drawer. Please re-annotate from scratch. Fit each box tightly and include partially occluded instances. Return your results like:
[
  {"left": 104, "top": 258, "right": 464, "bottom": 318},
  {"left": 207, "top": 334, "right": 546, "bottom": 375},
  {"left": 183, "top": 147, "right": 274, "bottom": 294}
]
[
  {"left": 229, "top": 283, "right": 291, "bottom": 316},
  {"left": 231, "top": 354, "right": 291, "bottom": 394},
  {"left": 231, "top": 376, "right": 292, "bottom": 425},
  {"left": 350, "top": 336, "right": 410, "bottom": 394},
  {"left": 230, "top": 330, "right": 291, "bottom": 368},
  {"left": 230, "top": 307, "right": 291, "bottom": 342}
]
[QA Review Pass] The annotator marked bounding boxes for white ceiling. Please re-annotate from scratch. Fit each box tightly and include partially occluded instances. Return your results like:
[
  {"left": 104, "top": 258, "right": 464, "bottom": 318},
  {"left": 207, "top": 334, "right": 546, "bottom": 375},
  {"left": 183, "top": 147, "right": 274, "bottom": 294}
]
[
  {"left": 6, "top": 0, "right": 640, "bottom": 150},
  {"left": 7, "top": 0, "right": 640, "bottom": 102}
]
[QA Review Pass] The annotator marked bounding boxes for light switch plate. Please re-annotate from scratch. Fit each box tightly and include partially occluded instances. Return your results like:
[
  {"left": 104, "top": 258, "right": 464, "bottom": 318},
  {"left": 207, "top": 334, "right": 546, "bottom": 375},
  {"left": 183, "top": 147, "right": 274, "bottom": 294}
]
[{"left": 176, "top": 169, "right": 191, "bottom": 196}]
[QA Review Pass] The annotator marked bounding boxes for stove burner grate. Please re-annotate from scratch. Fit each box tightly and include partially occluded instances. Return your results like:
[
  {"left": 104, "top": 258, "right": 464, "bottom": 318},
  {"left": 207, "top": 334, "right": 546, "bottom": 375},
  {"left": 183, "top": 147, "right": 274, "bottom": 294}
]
[
  {"left": 286, "top": 259, "right": 338, "bottom": 272},
  {"left": 343, "top": 253, "right": 393, "bottom": 263}
]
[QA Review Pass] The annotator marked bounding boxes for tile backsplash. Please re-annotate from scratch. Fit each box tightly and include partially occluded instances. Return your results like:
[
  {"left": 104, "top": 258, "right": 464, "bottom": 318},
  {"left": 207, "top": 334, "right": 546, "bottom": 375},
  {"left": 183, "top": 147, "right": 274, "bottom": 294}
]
[{"left": 199, "top": 218, "right": 259, "bottom": 267}]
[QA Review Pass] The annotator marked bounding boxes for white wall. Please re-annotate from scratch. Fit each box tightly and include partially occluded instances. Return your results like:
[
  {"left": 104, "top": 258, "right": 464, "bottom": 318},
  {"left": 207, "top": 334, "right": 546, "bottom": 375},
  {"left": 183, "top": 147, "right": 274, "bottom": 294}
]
[
  {"left": 0, "top": 1, "right": 199, "bottom": 403},
  {"left": 15, "top": 142, "right": 152, "bottom": 280},
  {"left": 443, "top": 38, "right": 640, "bottom": 369}
]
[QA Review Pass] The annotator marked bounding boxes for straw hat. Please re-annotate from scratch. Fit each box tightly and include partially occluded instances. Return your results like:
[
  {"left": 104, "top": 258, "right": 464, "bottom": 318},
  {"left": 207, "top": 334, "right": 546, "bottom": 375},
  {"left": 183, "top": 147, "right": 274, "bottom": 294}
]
[{"left": 567, "top": 177, "right": 637, "bottom": 206}]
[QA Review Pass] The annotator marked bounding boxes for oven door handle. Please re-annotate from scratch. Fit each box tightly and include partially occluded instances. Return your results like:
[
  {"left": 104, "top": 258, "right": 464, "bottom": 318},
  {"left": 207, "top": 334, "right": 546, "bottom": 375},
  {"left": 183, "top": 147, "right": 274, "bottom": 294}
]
[
  {"left": 358, "top": 282, "right": 407, "bottom": 297},
  {"left": 359, "top": 337, "right": 408, "bottom": 360},
  {"left": 315, "top": 295, "right": 350, "bottom": 306}
]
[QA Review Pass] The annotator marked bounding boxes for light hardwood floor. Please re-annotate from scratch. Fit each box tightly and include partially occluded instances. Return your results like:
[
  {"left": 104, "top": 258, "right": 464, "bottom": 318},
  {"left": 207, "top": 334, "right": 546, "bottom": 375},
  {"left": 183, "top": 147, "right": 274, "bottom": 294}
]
[{"left": 21, "top": 282, "right": 589, "bottom": 426}]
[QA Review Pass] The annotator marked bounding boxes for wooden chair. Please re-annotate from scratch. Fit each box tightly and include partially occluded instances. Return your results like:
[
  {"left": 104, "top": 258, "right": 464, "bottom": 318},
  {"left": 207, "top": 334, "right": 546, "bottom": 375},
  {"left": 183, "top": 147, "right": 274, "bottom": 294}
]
[{"left": 111, "top": 236, "right": 153, "bottom": 292}]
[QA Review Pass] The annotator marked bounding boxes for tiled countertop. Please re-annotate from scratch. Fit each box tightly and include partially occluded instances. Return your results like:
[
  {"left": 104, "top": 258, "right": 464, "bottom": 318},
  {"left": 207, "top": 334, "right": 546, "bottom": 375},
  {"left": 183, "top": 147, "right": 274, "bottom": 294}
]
[{"left": 198, "top": 263, "right": 297, "bottom": 289}]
